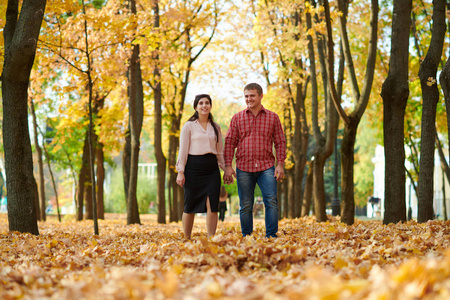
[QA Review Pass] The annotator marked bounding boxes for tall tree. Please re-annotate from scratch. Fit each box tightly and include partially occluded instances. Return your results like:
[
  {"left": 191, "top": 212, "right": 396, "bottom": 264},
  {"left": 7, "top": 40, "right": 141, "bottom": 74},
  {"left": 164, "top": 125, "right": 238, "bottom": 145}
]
[
  {"left": 165, "top": 0, "right": 220, "bottom": 222},
  {"left": 307, "top": 0, "right": 339, "bottom": 222},
  {"left": 440, "top": 5, "right": 450, "bottom": 164},
  {"left": 124, "top": 0, "right": 143, "bottom": 225},
  {"left": 323, "top": 0, "right": 378, "bottom": 225},
  {"left": 2, "top": 0, "right": 47, "bottom": 234},
  {"left": 39, "top": 0, "right": 125, "bottom": 223},
  {"left": 149, "top": 0, "right": 166, "bottom": 224},
  {"left": 30, "top": 98, "right": 47, "bottom": 221},
  {"left": 380, "top": 0, "right": 412, "bottom": 224},
  {"left": 417, "top": 1, "right": 446, "bottom": 223}
]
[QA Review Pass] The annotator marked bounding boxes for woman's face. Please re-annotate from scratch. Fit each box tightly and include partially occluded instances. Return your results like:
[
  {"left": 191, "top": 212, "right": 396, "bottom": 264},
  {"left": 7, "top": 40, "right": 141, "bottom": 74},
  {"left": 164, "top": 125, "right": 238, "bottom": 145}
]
[{"left": 195, "top": 97, "right": 211, "bottom": 116}]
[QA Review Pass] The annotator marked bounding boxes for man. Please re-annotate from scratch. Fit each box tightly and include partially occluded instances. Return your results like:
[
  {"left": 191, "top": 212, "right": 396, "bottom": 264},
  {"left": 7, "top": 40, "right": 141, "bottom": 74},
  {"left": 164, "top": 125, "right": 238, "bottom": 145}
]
[{"left": 223, "top": 83, "right": 286, "bottom": 238}]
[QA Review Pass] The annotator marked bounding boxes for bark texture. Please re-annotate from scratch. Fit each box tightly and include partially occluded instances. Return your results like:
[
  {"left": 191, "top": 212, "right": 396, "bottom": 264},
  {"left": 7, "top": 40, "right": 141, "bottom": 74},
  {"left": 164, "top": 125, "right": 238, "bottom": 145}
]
[
  {"left": 417, "top": 0, "right": 446, "bottom": 223},
  {"left": 2, "top": 0, "right": 47, "bottom": 234},
  {"left": 125, "top": 0, "right": 144, "bottom": 225},
  {"left": 380, "top": 0, "right": 412, "bottom": 224},
  {"left": 152, "top": 0, "right": 167, "bottom": 224}
]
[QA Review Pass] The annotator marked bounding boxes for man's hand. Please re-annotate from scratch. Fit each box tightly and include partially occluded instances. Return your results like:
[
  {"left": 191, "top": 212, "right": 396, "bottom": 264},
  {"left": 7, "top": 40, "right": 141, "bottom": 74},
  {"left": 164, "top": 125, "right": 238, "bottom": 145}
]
[
  {"left": 223, "top": 166, "right": 236, "bottom": 184},
  {"left": 274, "top": 164, "right": 285, "bottom": 181},
  {"left": 176, "top": 173, "right": 185, "bottom": 187}
]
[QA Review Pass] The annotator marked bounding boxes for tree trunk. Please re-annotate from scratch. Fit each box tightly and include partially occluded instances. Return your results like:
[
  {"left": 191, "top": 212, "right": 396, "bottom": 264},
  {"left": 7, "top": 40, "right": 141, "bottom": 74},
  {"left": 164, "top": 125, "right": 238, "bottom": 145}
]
[
  {"left": 77, "top": 135, "right": 90, "bottom": 220},
  {"left": 178, "top": 185, "right": 184, "bottom": 220},
  {"left": 436, "top": 133, "right": 450, "bottom": 220},
  {"left": 126, "top": 0, "right": 144, "bottom": 225},
  {"left": 323, "top": 0, "right": 378, "bottom": 225},
  {"left": 30, "top": 98, "right": 46, "bottom": 221},
  {"left": 85, "top": 151, "right": 93, "bottom": 220},
  {"left": 287, "top": 170, "right": 294, "bottom": 218},
  {"left": 380, "top": 0, "right": 412, "bottom": 224},
  {"left": 277, "top": 179, "right": 283, "bottom": 219},
  {"left": 96, "top": 143, "right": 105, "bottom": 219},
  {"left": 43, "top": 144, "right": 61, "bottom": 222},
  {"left": 417, "top": 0, "right": 445, "bottom": 223},
  {"left": 34, "top": 178, "right": 40, "bottom": 221},
  {"left": 340, "top": 119, "right": 358, "bottom": 224},
  {"left": 313, "top": 154, "right": 327, "bottom": 221},
  {"left": 308, "top": 0, "right": 339, "bottom": 221},
  {"left": 81, "top": 0, "right": 98, "bottom": 234},
  {"left": 122, "top": 131, "right": 131, "bottom": 209},
  {"left": 152, "top": 0, "right": 166, "bottom": 224},
  {"left": 293, "top": 82, "right": 309, "bottom": 218},
  {"left": 168, "top": 132, "right": 179, "bottom": 222},
  {"left": 2, "top": 0, "right": 46, "bottom": 234},
  {"left": 301, "top": 161, "right": 314, "bottom": 217}
]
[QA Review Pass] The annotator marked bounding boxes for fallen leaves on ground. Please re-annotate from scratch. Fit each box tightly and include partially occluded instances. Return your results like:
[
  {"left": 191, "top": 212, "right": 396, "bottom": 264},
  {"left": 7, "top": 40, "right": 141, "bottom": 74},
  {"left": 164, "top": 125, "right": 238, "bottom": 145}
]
[{"left": 1, "top": 214, "right": 450, "bottom": 299}]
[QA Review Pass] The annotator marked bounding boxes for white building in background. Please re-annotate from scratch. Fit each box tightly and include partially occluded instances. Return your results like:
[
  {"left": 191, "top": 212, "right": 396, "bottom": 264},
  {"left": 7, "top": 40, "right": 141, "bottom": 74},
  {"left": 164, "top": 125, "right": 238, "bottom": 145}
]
[
  {"left": 138, "top": 163, "right": 157, "bottom": 179},
  {"left": 371, "top": 144, "right": 450, "bottom": 220}
]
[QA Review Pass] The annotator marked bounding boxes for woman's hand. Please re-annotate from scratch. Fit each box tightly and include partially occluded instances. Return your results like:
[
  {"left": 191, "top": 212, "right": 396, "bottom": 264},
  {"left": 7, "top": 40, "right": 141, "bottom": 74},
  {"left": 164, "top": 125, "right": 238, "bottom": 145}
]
[{"left": 176, "top": 173, "right": 185, "bottom": 187}]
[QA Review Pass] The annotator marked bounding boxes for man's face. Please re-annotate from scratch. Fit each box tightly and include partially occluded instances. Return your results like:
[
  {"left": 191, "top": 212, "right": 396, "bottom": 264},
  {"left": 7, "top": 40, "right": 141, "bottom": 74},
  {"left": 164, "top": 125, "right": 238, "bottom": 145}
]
[{"left": 244, "top": 89, "right": 263, "bottom": 110}]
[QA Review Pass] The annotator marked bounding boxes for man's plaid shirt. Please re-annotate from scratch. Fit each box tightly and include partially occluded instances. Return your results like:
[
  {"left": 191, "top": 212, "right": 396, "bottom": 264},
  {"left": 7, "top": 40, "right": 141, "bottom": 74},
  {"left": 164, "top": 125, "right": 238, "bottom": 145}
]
[{"left": 224, "top": 106, "right": 286, "bottom": 173}]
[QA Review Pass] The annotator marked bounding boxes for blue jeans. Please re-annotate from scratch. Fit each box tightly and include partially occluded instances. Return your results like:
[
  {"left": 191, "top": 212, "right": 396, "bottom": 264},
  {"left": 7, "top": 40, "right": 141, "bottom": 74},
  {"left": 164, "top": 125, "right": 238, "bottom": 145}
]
[{"left": 236, "top": 166, "right": 279, "bottom": 238}]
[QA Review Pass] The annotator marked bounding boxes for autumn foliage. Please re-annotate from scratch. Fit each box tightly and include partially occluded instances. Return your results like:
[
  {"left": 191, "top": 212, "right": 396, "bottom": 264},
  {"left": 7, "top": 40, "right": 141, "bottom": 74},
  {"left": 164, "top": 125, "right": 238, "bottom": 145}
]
[{"left": 1, "top": 214, "right": 450, "bottom": 299}]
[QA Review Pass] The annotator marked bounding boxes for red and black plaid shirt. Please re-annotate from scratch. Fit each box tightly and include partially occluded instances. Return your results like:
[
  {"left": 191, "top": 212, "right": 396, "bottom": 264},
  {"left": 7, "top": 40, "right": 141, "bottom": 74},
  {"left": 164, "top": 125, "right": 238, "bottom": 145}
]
[{"left": 224, "top": 106, "right": 286, "bottom": 172}]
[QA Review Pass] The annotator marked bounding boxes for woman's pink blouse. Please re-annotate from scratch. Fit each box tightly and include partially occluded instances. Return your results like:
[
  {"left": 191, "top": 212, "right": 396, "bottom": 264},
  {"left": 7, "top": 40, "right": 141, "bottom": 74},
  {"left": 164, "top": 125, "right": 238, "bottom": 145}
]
[{"left": 176, "top": 120, "right": 225, "bottom": 173}]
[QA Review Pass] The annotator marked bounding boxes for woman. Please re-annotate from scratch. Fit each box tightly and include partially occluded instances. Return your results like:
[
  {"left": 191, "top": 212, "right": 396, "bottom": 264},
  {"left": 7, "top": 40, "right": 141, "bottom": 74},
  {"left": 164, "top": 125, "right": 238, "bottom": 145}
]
[{"left": 176, "top": 94, "right": 224, "bottom": 239}]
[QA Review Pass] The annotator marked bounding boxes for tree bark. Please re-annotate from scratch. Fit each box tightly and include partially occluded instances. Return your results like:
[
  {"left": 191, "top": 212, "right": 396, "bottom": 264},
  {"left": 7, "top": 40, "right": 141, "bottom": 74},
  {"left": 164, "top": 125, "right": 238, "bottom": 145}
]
[
  {"left": 2, "top": 0, "right": 46, "bottom": 234},
  {"left": 77, "top": 134, "right": 90, "bottom": 220},
  {"left": 340, "top": 119, "right": 357, "bottom": 224},
  {"left": 323, "top": 0, "right": 378, "bottom": 225},
  {"left": 30, "top": 98, "right": 46, "bottom": 221},
  {"left": 96, "top": 142, "right": 105, "bottom": 219},
  {"left": 301, "top": 161, "right": 314, "bottom": 217},
  {"left": 308, "top": 0, "right": 339, "bottom": 222},
  {"left": 42, "top": 142, "right": 61, "bottom": 222},
  {"left": 293, "top": 81, "right": 309, "bottom": 218},
  {"left": 312, "top": 154, "right": 327, "bottom": 221},
  {"left": 152, "top": 0, "right": 166, "bottom": 224},
  {"left": 417, "top": 0, "right": 446, "bottom": 223},
  {"left": 436, "top": 134, "right": 449, "bottom": 221},
  {"left": 380, "top": 0, "right": 412, "bottom": 224},
  {"left": 168, "top": 123, "right": 180, "bottom": 222},
  {"left": 125, "top": 0, "right": 144, "bottom": 225},
  {"left": 80, "top": 0, "right": 98, "bottom": 234},
  {"left": 122, "top": 131, "right": 131, "bottom": 210}
]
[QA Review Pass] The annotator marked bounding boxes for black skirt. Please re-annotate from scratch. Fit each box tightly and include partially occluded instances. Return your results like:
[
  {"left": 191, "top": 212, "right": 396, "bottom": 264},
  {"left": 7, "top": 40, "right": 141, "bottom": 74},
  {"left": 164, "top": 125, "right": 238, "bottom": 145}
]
[{"left": 184, "top": 153, "right": 221, "bottom": 213}]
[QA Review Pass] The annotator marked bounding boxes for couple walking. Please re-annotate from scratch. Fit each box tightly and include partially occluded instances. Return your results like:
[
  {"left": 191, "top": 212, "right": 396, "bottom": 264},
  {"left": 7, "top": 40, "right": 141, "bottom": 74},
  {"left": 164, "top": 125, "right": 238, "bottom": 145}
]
[{"left": 175, "top": 83, "right": 287, "bottom": 240}]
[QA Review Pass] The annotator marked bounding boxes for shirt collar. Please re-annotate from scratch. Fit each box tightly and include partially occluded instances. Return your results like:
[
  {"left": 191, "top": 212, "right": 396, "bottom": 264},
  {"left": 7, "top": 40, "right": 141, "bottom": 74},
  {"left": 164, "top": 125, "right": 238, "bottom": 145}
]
[{"left": 245, "top": 105, "right": 267, "bottom": 116}]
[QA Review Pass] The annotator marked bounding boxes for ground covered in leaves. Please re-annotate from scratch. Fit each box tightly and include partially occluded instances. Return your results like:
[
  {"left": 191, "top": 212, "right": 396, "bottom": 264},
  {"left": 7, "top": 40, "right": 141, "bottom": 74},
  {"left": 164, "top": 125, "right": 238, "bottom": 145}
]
[{"left": 1, "top": 214, "right": 450, "bottom": 299}]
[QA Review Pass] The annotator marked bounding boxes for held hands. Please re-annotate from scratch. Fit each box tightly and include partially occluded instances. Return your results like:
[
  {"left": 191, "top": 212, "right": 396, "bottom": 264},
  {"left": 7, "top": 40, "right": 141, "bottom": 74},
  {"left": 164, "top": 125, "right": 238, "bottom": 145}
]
[
  {"left": 223, "top": 166, "right": 236, "bottom": 184},
  {"left": 176, "top": 173, "right": 185, "bottom": 187},
  {"left": 274, "top": 164, "right": 285, "bottom": 182}
]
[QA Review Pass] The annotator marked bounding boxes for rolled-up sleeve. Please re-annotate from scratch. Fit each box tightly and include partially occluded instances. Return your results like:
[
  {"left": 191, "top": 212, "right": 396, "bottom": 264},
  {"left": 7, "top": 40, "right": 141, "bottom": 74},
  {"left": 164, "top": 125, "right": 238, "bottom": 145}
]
[{"left": 176, "top": 123, "right": 191, "bottom": 173}]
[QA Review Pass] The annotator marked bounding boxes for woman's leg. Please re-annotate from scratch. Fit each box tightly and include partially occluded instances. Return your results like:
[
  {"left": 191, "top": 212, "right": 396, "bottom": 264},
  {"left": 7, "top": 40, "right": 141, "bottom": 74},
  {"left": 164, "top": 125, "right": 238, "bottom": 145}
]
[
  {"left": 206, "top": 197, "right": 218, "bottom": 237},
  {"left": 182, "top": 213, "right": 195, "bottom": 239}
]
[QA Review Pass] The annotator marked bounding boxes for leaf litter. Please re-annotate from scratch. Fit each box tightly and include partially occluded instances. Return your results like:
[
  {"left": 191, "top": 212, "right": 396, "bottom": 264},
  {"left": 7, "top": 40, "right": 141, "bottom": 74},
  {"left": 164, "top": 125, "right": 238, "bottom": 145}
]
[{"left": 1, "top": 214, "right": 450, "bottom": 299}]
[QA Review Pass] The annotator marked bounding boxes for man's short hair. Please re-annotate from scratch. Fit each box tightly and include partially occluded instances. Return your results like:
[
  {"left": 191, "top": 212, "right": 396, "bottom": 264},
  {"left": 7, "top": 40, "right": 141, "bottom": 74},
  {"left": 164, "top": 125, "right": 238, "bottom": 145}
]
[{"left": 244, "top": 83, "right": 263, "bottom": 95}]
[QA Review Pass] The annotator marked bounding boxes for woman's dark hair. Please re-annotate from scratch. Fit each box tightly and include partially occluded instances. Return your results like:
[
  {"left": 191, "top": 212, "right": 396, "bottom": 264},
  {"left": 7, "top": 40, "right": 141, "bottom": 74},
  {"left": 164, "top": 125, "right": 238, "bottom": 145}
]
[{"left": 188, "top": 94, "right": 219, "bottom": 142}]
